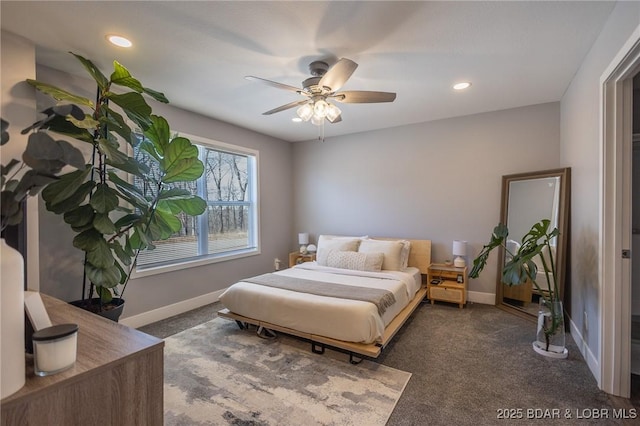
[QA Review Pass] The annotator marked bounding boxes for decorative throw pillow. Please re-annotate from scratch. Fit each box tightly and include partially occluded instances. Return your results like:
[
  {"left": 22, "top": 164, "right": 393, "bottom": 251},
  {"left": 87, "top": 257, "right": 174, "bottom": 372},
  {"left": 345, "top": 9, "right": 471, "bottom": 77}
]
[
  {"left": 316, "top": 237, "right": 361, "bottom": 266},
  {"left": 326, "top": 250, "right": 384, "bottom": 272},
  {"left": 358, "top": 239, "right": 405, "bottom": 271},
  {"left": 399, "top": 240, "right": 411, "bottom": 270}
]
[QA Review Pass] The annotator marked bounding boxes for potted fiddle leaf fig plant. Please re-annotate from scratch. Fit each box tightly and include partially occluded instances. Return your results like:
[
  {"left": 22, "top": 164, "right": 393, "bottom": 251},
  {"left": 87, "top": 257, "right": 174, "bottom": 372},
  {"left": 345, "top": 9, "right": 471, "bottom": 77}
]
[
  {"left": 469, "top": 219, "right": 568, "bottom": 358},
  {"left": 24, "top": 53, "right": 206, "bottom": 320}
]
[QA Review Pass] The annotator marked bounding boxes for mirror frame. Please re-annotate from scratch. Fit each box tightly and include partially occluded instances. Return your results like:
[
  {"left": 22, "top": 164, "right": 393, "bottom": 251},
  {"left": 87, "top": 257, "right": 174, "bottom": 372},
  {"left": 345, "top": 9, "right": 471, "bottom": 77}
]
[{"left": 496, "top": 167, "right": 571, "bottom": 321}]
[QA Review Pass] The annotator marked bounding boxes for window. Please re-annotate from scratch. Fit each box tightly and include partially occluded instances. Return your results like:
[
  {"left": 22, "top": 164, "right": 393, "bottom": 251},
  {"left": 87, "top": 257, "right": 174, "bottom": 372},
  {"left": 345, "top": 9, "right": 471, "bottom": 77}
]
[{"left": 132, "top": 134, "right": 259, "bottom": 274}]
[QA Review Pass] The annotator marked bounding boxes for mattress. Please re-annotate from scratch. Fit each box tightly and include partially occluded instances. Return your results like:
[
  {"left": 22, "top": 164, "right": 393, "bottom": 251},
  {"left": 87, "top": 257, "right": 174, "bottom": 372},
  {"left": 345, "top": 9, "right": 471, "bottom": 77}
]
[{"left": 219, "top": 262, "right": 422, "bottom": 344}]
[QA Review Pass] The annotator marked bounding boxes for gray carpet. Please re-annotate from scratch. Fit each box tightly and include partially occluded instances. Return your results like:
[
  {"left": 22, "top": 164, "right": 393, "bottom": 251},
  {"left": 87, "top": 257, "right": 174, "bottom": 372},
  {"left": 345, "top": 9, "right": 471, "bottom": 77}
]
[{"left": 140, "top": 301, "right": 639, "bottom": 425}]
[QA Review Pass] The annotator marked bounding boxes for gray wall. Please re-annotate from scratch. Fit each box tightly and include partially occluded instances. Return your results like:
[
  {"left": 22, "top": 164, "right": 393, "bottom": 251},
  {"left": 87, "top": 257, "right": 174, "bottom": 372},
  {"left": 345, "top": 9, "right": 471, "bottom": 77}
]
[
  {"left": 33, "top": 66, "right": 294, "bottom": 318},
  {"left": 292, "top": 102, "right": 561, "bottom": 297},
  {"left": 560, "top": 1, "right": 640, "bottom": 365}
]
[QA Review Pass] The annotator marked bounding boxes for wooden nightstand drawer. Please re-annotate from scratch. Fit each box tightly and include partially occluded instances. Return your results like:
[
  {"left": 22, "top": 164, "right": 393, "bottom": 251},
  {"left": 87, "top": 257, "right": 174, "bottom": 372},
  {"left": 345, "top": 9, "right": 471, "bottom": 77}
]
[
  {"left": 430, "top": 286, "right": 463, "bottom": 303},
  {"left": 427, "top": 263, "right": 467, "bottom": 308}
]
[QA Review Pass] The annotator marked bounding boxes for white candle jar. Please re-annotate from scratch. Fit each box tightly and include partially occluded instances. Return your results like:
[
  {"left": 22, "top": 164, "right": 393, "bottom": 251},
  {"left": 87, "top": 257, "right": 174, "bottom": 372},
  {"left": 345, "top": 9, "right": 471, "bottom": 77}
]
[{"left": 32, "top": 323, "right": 79, "bottom": 376}]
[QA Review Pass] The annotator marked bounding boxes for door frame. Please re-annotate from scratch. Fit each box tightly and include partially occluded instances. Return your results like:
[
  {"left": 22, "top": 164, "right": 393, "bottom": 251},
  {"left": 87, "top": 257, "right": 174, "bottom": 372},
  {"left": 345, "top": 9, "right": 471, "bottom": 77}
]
[{"left": 600, "top": 25, "right": 640, "bottom": 398}]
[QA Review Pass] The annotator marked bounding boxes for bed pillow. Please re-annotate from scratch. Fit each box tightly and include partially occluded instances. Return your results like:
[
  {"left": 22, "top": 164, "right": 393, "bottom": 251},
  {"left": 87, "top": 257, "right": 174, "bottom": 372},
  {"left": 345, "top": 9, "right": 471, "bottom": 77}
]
[
  {"left": 358, "top": 239, "right": 405, "bottom": 271},
  {"left": 326, "top": 250, "right": 384, "bottom": 272},
  {"left": 316, "top": 236, "right": 362, "bottom": 266}
]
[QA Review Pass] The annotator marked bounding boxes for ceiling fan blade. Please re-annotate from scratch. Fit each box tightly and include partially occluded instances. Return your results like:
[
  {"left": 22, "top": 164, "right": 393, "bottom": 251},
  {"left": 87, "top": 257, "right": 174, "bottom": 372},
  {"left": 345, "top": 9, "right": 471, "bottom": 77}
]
[
  {"left": 245, "top": 76, "right": 303, "bottom": 94},
  {"left": 262, "top": 99, "right": 309, "bottom": 115},
  {"left": 332, "top": 90, "right": 396, "bottom": 103},
  {"left": 318, "top": 58, "right": 358, "bottom": 92}
]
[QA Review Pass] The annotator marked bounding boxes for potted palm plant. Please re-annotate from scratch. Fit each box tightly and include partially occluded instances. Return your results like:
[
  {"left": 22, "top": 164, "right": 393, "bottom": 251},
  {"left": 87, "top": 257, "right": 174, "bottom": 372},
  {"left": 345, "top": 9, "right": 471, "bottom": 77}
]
[
  {"left": 24, "top": 53, "right": 206, "bottom": 320},
  {"left": 469, "top": 219, "right": 568, "bottom": 358}
]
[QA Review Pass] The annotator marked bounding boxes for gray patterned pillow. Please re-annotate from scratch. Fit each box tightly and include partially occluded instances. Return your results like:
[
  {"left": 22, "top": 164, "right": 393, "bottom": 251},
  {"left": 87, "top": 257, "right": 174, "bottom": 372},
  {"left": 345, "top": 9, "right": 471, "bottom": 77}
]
[{"left": 326, "top": 250, "right": 384, "bottom": 272}]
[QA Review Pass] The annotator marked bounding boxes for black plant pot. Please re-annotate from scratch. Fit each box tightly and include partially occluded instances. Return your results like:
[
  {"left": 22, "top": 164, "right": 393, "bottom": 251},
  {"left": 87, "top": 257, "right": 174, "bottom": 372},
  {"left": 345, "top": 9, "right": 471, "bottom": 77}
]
[{"left": 70, "top": 297, "right": 125, "bottom": 322}]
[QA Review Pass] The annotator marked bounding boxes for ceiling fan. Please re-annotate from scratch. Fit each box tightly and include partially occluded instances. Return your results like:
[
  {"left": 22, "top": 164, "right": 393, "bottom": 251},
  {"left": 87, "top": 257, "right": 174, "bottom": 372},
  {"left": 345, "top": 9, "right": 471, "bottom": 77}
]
[{"left": 246, "top": 58, "right": 396, "bottom": 126}]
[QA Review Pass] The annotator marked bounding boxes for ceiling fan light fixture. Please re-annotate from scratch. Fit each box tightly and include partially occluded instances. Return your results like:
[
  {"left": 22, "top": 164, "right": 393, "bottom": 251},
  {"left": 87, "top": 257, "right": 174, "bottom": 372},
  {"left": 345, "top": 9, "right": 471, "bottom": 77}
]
[
  {"left": 313, "top": 99, "right": 329, "bottom": 118},
  {"left": 326, "top": 104, "right": 341, "bottom": 122},
  {"left": 296, "top": 103, "right": 313, "bottom": 121}
]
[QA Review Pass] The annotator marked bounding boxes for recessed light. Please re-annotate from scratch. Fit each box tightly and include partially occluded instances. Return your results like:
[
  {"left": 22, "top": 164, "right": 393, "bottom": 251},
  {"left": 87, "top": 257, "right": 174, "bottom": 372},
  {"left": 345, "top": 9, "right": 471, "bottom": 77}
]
[
  {"left": 106, "top": 34, "right": 132, "bottom": 48},
  {"left": 453, "top": 82, "right": 471, "bottom": 90},
  {"left": 292, "top": 117, "right": 302, "bottom": 123}
]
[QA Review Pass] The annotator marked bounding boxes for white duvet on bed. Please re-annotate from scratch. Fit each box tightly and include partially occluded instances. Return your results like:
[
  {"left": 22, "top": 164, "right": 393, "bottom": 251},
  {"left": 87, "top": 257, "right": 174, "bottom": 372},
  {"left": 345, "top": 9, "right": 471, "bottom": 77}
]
[{"left": 219, "top": 262, "right": 422, "bottom": 344}]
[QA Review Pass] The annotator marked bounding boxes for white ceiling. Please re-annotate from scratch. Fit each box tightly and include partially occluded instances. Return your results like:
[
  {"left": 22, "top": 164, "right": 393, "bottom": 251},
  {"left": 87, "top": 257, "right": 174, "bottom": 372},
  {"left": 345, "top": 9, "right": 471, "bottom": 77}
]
[{"left": 1, "top": 1, "right": 615, "bottom": 142}]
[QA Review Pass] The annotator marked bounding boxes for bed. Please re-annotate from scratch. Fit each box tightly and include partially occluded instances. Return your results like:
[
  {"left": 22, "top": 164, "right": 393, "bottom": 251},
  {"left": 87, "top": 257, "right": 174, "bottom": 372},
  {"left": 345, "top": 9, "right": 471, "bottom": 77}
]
[{"left": 218, "top": 236, "right": 431, "bottom": 360}]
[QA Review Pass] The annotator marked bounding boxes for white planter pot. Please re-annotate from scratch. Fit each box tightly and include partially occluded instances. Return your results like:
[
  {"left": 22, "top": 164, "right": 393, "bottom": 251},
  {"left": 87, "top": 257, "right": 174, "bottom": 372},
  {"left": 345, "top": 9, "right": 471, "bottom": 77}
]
[{"left": 1, "top": 238, "right": 26, "bottom": 398}]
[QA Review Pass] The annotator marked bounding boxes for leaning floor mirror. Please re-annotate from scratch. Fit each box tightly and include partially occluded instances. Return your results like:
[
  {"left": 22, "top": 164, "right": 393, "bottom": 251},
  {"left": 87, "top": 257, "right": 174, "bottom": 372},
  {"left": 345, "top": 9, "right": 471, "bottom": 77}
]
[{"left": 496, "top": 168, "right": 571, "bottom": 321}]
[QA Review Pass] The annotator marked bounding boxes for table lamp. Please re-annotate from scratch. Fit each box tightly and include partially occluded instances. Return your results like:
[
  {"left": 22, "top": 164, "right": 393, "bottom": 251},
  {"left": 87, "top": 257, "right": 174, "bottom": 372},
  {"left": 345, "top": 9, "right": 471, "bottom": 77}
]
[
  {"left": 298, "top": 233, "right": 309, "bottom": 254},
  {"left": 453, "top": 240, "right": 467, "bottom": 267}
]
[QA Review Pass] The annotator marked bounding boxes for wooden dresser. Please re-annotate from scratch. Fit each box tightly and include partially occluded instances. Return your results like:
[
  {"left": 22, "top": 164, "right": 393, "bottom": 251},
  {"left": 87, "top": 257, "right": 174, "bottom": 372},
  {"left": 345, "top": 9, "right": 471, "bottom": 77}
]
[{"left": 1, "top": 294, "right": 164, "bottom": 425}]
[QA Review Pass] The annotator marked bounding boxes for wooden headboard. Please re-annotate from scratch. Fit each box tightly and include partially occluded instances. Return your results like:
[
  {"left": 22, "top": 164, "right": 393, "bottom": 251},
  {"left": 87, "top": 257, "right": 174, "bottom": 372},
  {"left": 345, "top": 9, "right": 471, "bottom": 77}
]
[{"left": 375, "top": 238, "right": 432, "bottom": 275}]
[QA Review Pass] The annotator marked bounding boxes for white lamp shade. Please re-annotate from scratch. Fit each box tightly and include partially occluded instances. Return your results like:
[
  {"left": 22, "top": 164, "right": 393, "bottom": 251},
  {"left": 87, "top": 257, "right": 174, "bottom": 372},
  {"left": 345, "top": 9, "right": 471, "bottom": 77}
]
[
  {"left": 298, "top": 233, "right": 309, "bottom": 245},
  {"left": 452, "top": 240, "right": 467, "bottom": 256}
]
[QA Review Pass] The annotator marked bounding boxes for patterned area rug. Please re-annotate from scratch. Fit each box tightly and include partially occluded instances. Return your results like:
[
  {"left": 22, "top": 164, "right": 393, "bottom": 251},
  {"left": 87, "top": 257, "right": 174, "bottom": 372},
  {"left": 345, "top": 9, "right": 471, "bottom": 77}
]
[{"left": 164, "top": 318, "right": 411, "bottom": 425}]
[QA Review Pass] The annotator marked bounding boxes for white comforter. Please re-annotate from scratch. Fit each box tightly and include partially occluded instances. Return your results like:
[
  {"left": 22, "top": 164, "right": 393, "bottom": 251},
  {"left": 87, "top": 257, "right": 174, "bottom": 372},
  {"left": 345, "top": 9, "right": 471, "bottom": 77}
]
[{"left": 219, "top": 262, "right": 421, "bottom": 344}]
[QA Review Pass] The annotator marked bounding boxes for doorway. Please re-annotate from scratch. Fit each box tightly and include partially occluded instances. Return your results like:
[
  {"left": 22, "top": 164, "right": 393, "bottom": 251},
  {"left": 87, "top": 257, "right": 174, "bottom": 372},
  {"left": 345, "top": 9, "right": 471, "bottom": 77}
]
[
  {"left": 632, "top": 72, "right": 640, "bottom": 404},
  {"left": 601, "top": 30, "right": 640, "bottom": 399}
]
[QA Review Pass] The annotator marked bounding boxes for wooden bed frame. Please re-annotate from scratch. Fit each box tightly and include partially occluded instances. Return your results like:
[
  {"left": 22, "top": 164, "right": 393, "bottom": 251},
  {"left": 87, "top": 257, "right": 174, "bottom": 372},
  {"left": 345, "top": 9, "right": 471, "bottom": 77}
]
[{"left": 218, "top": 238, "right": 431, "bottom": 361}]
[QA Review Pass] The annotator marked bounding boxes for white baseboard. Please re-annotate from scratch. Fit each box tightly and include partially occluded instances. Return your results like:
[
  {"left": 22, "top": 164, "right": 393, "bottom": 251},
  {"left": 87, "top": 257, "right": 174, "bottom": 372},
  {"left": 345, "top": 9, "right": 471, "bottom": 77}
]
[
  {"left": 467, "top": 291, "right": 495, "bottom": 305},
  {"left": 569, "top": 317, "right": 600, "bottom": 384},
  {"left": 120, "top": 288, "right": 227, "bottom": 329}
]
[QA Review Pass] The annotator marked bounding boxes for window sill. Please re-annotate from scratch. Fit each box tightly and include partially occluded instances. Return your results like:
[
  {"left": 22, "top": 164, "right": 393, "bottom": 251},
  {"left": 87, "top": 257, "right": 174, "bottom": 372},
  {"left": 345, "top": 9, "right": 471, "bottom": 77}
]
[{"left": 130, "top": 248, "right": 260, "bottom": 279}]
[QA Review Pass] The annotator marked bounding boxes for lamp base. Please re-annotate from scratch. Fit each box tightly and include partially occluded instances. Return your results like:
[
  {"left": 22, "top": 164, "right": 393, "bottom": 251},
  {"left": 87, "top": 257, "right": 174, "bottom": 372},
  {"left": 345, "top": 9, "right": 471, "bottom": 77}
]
[{"left": 453, "top": 257, "right": 466, "bottom": 267}]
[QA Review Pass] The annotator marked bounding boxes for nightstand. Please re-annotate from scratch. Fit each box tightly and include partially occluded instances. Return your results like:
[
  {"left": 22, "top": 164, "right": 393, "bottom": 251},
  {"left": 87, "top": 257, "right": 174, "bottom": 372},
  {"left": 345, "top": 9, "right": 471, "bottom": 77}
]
[
  {"left": 289, "top": 251, "right": 316, "bottom": 267},
  {"left": 427, "top": 263, "right": 468, "bottom": 308}
]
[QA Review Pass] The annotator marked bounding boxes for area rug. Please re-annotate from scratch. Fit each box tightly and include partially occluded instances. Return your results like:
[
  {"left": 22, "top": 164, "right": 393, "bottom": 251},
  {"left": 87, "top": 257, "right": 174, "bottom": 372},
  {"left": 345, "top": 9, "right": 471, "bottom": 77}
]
[{"left": 163, "top": 318, "right": 411, "bottom": 425}]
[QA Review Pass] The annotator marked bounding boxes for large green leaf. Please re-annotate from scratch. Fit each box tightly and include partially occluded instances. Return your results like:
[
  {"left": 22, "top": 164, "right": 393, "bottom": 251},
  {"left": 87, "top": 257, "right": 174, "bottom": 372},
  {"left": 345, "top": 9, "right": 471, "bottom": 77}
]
[
  {"left": 113, "top": 213, "right": 142, "bottom": 229},
  {"left": 86, "top": 238, "right": 115, "bottom": 268},
  {"left": 98, "top": 137, "right": 129, "bottom": 164},
  {"left": 71, "top": 52, "right": 109, "bottom": 91},
  {"left": 90, "top": 183, "right": 119, "bottom": 213},
  {"left": 44, "top": 180, "right": 95, "bottom": 214},
  {"left": 85, "top": 263, "right": 121, "bottom": 288},
  {"left": 158, "top": 188, "right": 192, "bottom": 199},
  {"left": 73, "top": 228, "right": 103, "bottom": 251},
  {"left": 26, "top": 79, "right": 94, "bottom": 107},
  {"left": 107, "top": 92, "right": 152, "bottom": 130},
  {"left": 142, "top": 87, "right": 169, "bottom": 104},
  {"left": 102, "top": 107, "right": 135, "bottom": 146},
  {"left": 143, "top": 115, "right": 170, "bottom": 156},
  {"left": 162, "top": 137, "right": 198, "bottom": 169},
  {"left": 41, "top": 166, "right": 91, "bottom": 206},
  {"left": 160, "top": 196, "right": 207, "bottom": 216},
  {"left": 111, "top": 241, "right": 132, "bottom": 266},
  {"left": 106, "top": 157, "right": 149, "bottom": 178},
  {"left": 469, "top": 223, "right": 509, "bottom": 279},
  {"left": 154, "top": 208, "right": 183, "bottom": 235},
  {"left": 93, "top": 213, "right": 117, "bottom": 234},
  {"left": 108, "top": 172, "right": 150, "bottom": 209},
  {"left": 163, "top": 157, "right": 204, "bottom": 183},
  {"left": 110, "top": 61, "right": 144, "bottom": 92},
  {"left": 63, "top": 204, "right": 95, "bottom": 228}
]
